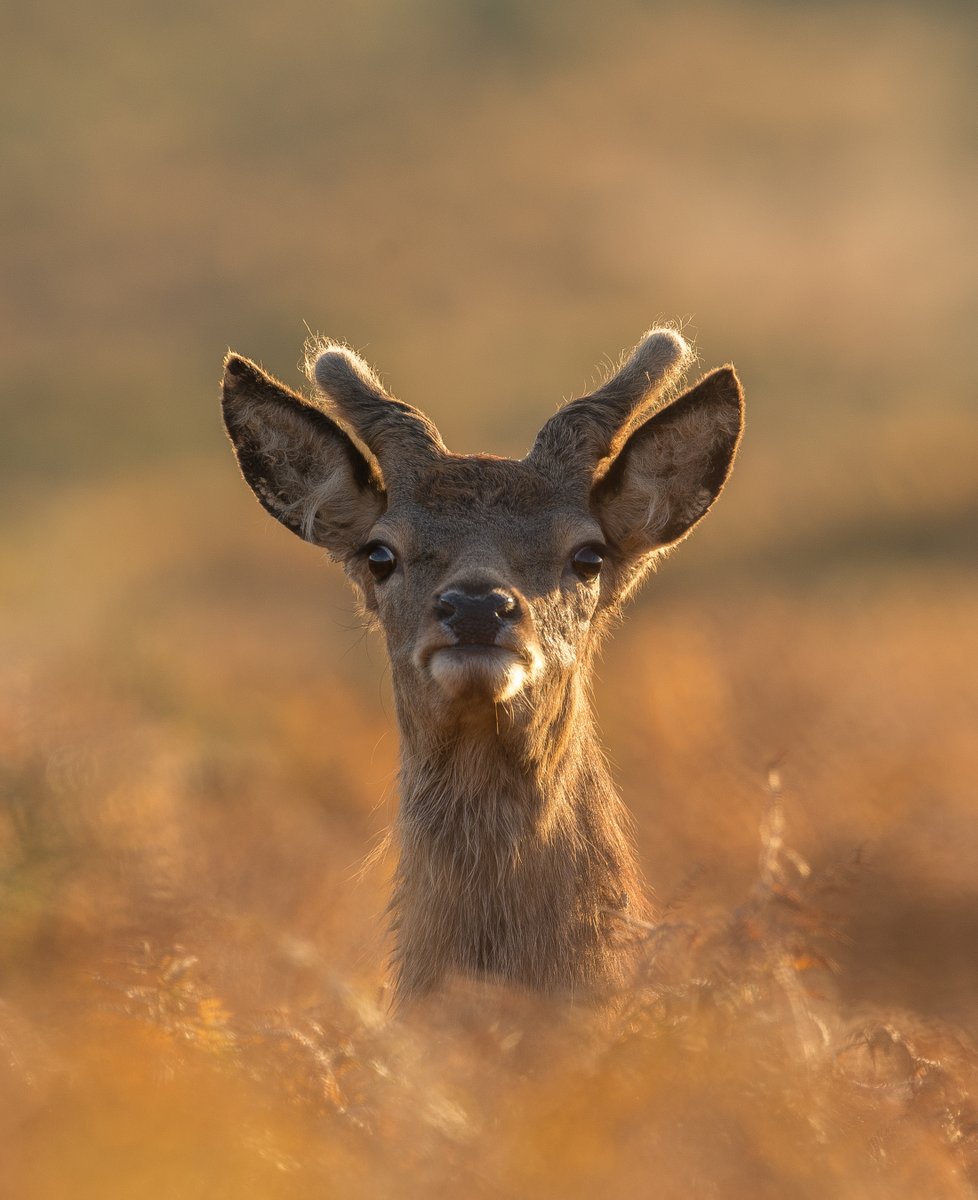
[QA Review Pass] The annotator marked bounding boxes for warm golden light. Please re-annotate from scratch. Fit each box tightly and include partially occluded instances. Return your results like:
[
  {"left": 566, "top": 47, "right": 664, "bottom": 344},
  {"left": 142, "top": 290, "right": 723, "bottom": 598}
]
[{"left": 2, "top": 1, "right": 976, "bottom": 1194}]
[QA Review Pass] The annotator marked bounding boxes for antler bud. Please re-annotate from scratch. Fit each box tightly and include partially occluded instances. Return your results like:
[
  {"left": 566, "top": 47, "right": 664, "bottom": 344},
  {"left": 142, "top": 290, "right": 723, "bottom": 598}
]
[
  {"left": 307, "top": 341, "right": 446, "bottom": 487},
  {"left": 527, "top": 328, "right": 693, "bottom": 480}
]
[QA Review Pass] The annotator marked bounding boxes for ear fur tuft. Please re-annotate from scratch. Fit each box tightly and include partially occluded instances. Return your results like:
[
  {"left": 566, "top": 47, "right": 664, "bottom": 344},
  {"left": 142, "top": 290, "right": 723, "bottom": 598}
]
[{"left": 223, "top": 353, "right": 252, "bottom": 381}]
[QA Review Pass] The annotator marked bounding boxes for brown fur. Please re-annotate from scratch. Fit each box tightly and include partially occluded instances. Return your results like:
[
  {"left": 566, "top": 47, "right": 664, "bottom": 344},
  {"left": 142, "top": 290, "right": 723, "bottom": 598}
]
[{"left": 221, "top": 328, "right": 745, "bottom": 1004}]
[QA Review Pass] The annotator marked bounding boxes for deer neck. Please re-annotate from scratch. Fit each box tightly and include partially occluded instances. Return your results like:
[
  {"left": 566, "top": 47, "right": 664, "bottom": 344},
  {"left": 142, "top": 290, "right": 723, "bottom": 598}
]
[
  {"left": 388, "top": 668, "right": 646, "bottom": 999},
  {"left": 395, "top": 669, "right": 606, "bottom": 835}
]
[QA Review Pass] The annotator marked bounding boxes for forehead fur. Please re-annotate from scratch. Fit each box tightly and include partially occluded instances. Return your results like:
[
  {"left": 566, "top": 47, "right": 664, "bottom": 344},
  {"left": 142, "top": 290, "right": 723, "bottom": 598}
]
[{"left": 409, "top": 455, "right": 565, "bottom": 515}]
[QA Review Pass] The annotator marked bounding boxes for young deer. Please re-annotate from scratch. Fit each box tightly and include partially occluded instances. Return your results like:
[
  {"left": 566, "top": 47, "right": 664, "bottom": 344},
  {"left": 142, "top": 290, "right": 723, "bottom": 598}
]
[{"left": 221, "top": 328, "right": 743, "bottom": 1003}]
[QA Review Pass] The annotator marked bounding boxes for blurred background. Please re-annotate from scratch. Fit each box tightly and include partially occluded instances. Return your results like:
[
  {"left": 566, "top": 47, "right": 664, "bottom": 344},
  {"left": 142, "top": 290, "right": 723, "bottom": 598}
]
[{"left": 2, "top": 1, "right": 976, "bottom": 1195}]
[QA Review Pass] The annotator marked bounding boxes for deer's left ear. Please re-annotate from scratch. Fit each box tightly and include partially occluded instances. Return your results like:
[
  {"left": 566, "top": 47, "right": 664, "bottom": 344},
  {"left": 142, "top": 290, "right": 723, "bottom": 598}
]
[{"left": 591, "top": 367, "right": 744, "bottom": 557}]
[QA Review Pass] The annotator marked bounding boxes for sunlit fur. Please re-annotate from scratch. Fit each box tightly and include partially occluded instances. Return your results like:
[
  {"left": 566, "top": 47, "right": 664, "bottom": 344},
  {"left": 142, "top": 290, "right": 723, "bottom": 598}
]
[
  {"left": 221, "top": 328, "right": 744, "bottom": 1004},
  {"left": 427, "top": 646, "right": 537, "bottom": 702}
]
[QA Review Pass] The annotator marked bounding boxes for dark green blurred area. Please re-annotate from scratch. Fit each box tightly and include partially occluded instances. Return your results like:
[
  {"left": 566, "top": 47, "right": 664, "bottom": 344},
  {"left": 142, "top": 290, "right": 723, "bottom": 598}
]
[{"left": 2, "top": 0, "right": 976, "bottom": 582}]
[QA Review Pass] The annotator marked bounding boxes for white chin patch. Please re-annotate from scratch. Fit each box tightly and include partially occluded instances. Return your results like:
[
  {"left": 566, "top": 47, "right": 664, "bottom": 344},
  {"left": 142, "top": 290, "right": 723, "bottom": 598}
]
[{"left": 429, "top": 647, "right": 529, "bottom": 702}]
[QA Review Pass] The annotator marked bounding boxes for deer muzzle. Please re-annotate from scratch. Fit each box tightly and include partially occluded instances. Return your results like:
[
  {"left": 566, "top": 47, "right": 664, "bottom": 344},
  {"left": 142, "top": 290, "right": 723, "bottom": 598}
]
[{"left": 417, "top": 585, "right": 541, "bottom": 703}]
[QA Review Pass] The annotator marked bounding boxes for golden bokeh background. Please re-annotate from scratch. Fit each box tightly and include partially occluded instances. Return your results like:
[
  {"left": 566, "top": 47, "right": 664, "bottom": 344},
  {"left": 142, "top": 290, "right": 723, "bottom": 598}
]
[{"left": 2, "top": 1, "right": 977, "bottom": 1194}]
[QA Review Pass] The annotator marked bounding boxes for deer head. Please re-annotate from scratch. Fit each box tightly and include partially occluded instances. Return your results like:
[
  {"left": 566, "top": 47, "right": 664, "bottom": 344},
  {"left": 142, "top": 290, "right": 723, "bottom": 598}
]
[{"left": 221, "top": 329, "right": 743, "bottom": 739}]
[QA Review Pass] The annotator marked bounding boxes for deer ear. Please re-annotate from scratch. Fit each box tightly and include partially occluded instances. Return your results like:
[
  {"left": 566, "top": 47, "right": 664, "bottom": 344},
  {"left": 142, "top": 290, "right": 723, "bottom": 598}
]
[
  {"left": 592, "top": 367, "right": 744, "bottom": 557},
  {"left": 221, "top": 354, "right": 385, "bottom": 556}
]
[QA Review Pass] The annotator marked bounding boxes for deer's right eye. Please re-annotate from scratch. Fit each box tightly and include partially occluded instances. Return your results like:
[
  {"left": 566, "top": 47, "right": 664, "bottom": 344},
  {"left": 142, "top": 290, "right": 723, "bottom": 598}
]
[{"left": 366, "top": 543, "right": 397, "bottom": 582}]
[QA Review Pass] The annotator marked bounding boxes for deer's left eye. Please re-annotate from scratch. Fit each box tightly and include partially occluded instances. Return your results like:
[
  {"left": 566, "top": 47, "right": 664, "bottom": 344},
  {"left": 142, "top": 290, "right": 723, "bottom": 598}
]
[{"left": 571, "top": 545, "right": 604, "bottom": 581}]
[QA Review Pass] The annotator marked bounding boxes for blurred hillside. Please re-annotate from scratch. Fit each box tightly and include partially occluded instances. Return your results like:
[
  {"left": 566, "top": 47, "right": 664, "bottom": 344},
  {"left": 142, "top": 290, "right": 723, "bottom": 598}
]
[{"left": 2, "top": 1, "right": 978, "bottom": 1196}]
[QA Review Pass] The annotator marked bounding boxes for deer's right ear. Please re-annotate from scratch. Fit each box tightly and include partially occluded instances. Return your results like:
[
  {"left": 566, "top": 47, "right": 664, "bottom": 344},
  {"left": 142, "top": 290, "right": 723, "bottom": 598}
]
[{"left": 221, "top": 354, "right": 386, "bottom": 557}]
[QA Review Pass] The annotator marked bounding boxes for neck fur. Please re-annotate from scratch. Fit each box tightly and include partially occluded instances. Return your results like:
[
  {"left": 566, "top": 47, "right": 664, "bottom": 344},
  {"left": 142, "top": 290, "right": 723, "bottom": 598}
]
[{"left": 388, "top": 670, "right": 647, "bottom": 1002}]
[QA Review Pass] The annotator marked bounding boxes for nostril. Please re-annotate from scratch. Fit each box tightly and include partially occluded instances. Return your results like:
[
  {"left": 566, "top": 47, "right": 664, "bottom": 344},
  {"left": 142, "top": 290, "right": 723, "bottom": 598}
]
[
  {"left": 434, "top": 593, "right": 457, "bottom": 621},
  {"left": 492, "top": 591, "right": 519, "bottom": 620}
]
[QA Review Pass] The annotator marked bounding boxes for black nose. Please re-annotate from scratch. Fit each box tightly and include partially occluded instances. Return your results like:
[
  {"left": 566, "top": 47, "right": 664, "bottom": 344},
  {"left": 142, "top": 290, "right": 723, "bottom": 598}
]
[{"left": 434, "top": 589, "right": 521, "bottom": 645}]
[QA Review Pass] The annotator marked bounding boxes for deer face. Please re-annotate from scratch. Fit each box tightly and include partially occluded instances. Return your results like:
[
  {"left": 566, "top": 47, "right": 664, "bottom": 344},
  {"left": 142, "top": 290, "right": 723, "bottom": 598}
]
[
  {"left": 221, "top": 330, "right": 743, "bottom": 727},
  {"left": 347, "top": 457, "right": 608, "bottom": 713}
]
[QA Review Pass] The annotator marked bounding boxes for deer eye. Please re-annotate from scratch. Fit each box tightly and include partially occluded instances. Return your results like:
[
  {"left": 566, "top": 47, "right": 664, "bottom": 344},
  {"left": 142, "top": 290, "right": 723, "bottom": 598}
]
[
  {"left": 366, "top": 543, "right": 397, "bottom": 582},
  {"left": 571, "top": 545, "right": 604, "bottom": 581}
]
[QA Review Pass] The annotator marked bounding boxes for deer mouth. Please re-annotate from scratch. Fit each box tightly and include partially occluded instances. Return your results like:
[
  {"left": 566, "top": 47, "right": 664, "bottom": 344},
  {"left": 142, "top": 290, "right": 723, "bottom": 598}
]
[{"left": 427, "top": 643, "right": 535, "bottom": 703}]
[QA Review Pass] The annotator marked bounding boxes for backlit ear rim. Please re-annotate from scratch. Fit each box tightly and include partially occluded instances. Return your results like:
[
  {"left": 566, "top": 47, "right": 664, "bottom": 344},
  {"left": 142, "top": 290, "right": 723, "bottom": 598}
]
[{"left": 592, "top": 365, "right": 744, "bottom": 552}]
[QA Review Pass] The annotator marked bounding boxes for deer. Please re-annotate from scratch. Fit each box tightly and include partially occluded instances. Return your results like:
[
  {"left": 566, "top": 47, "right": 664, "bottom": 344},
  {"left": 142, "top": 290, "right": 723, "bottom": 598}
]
[{"left": 220, "top": 327, "right": 744, "bottom": 1005}]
